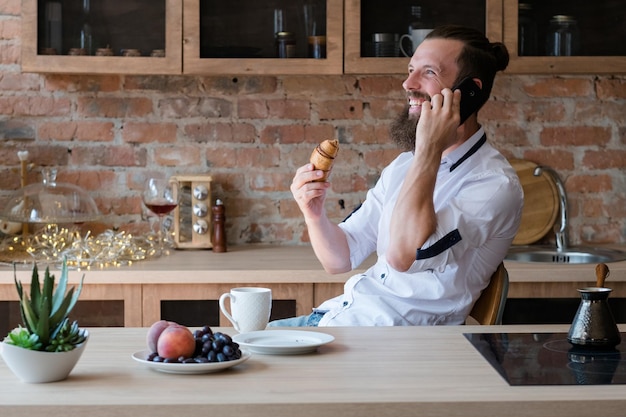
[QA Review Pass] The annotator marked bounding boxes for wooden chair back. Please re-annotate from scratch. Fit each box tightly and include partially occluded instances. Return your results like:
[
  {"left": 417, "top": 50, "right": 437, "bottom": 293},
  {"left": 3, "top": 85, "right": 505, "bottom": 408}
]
[{"left": 468, "top": 263, "right": 509, "bottom": 325}]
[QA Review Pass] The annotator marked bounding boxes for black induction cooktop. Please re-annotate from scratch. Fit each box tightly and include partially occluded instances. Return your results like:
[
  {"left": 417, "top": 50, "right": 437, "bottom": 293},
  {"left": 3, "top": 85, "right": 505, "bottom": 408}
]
[{"left": 464, "top": 332, "right": 626, "bottom": 386}]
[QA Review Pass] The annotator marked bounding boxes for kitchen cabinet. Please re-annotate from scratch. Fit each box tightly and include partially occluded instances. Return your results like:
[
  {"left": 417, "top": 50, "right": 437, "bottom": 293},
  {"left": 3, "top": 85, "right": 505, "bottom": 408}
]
[
  {"left": 344, "top": 0, "right": 503, "bottom": 74},
  {"left": 504, "top": 0, "right": 626, "bottom": 73},
  {"left": 182, "top": 0, "right": 344, "bottom": 75},
  {"left": 20, "top": 1, "right": 626, "bottom": 75},
  {"left": 21, "top": 0, "right": 182, "bottom": 74}
]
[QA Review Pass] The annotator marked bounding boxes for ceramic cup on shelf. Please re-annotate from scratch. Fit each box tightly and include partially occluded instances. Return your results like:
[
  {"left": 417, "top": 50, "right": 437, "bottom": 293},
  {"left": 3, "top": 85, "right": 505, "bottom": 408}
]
[{"left": 219, "top": 287, "right": 272, "bottom": 333}]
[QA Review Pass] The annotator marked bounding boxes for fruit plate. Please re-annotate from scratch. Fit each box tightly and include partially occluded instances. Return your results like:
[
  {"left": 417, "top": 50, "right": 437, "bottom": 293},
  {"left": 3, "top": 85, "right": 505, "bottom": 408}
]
[
  {"left": 131, "top": 350, "right": 251, "bottom": 374},
  {"left": 232, "top": 330, "right": 334, "bottom": 355}
]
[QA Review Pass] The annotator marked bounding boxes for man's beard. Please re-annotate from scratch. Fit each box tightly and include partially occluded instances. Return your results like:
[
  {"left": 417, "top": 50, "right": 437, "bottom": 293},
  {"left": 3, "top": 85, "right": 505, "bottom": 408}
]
[{"left": 389, "top": 104, "right": 419, "bottom": 152}]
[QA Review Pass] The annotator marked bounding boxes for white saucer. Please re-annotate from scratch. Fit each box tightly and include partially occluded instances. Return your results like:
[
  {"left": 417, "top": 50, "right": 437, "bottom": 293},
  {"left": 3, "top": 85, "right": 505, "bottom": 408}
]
[
  {"left": 131, "top": 350, "right": 251, "bottom": 374},
  {"left": 232, "top": 330, "right": 334, "bottom": 355}
]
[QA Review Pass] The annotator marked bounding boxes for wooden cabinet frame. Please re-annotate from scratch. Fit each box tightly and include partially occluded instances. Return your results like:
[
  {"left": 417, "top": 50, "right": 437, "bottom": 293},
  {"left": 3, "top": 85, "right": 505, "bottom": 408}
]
[
  {"left": 343, "top": 0, "right": 503, "bottom": 75},
  {"left": 503, "top": 1, "right": 626, "bottom": 74},
  {"left": 19, "top": 1, "right": 626, "bottom": 75},
  {"left": 20, "top": 0, "right": 183, "bottom": 74},
  {"left": 182, "top": 0, "right": 344, "bottom": 75}
]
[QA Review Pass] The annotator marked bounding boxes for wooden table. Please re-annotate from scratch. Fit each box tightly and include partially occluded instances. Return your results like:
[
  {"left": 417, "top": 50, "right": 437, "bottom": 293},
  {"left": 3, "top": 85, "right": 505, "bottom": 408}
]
[
  {"left": 1, "top": 325, "right": 625, "bottom": 417},
  {"left": 2, "top": 245, "right": 625, "bottom": 327}
]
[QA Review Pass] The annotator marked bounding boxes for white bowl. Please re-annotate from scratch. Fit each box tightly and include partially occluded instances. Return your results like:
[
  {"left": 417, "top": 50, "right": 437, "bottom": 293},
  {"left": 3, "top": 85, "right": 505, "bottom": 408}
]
[{"left": 0, "top": 331, "right": 89, "bottom": 383}]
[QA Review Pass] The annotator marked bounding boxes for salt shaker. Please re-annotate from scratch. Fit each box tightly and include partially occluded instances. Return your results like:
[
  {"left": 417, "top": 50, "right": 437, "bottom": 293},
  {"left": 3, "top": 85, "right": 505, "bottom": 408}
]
[{"left": 211, "top": 199, "right": 227, "bottom": 252}]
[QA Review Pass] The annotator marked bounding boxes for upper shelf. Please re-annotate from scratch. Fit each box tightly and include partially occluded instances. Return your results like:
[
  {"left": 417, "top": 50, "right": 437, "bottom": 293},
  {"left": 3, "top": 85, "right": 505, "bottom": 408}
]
[{"left": 19, "top": 0, "right": 626, "bottom": 76}]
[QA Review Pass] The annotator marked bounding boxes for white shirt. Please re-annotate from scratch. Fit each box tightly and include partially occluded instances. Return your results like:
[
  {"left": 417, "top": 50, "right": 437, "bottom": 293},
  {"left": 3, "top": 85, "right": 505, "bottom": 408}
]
[{"left": 316, "top": 128, "right": 524, "bottom": 326}]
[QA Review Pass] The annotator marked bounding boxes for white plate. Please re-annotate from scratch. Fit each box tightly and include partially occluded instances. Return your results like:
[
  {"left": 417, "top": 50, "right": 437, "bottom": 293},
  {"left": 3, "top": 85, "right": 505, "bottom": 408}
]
[
  {"left": 131, "top": 350, "right": 251, "bottom": 374},
  {"left": 232, "top": 330, "right": 334, "bottom": 355}
]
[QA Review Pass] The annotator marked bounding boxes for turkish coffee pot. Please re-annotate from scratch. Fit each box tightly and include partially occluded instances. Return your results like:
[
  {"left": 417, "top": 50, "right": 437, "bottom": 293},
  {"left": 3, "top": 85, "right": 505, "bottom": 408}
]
[{"left": 567, "top": 263, "right": 621, "bottom": 349}]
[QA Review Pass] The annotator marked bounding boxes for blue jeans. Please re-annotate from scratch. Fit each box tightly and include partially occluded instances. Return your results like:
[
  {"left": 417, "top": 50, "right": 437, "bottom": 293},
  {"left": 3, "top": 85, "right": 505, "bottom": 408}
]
[{"left": 268, "top": 312, "right": 324, "bottom": 327}]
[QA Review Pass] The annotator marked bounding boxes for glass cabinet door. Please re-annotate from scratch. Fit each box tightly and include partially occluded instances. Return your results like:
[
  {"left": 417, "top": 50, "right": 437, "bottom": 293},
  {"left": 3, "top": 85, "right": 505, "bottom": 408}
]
[
  {"left": 344, "top": 0, "right": 502, "bottom": 74},
  {"left": 183, "top": 0, "right": 343, "bottom": 75},
  {"left": 21, "top": 0, "right": 182, "bottom": 74},
  {"left": 505, "top": 0, "right": 626, "bottom": 73}
]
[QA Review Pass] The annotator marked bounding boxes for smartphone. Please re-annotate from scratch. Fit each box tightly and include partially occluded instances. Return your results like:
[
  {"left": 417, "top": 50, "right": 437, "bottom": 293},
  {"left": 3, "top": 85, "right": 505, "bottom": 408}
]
[{"left": 452, "top": 78, "right": 485, "bottom": 125}]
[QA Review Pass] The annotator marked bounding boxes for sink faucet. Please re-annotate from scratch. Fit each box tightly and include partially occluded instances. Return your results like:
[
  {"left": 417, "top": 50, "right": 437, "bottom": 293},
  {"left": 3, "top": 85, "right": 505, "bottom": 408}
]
[{"left": 533, "top": 166, "right": 568, "bottom": 251}]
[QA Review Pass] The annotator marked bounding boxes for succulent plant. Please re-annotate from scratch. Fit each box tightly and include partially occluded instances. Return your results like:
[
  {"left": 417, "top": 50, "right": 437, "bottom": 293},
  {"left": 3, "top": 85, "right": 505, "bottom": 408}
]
[{"left": 4, "top": 259, "right": 86, "bottom": 352}]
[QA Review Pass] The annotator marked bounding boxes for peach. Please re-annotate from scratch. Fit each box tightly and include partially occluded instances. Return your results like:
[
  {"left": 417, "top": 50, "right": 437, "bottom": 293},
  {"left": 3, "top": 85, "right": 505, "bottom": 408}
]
[
  {"left": 156, "top": 325, "right": 196, "bottom": 359},
  {"left": 146, "top": 320, "right": 175, "bottom": 353}
]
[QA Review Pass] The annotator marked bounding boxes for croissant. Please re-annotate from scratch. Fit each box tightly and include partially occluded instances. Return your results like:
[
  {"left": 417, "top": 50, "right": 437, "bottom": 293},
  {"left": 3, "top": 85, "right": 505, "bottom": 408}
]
[{"left": 310, "top": 139, "right": 339, "bottom": 182}]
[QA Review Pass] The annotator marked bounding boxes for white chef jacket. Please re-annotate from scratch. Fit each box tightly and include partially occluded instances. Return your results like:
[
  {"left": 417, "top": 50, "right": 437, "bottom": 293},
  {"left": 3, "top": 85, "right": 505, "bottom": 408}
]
[{"left": 316, "top": 128, "right": 524, "bottom": 326}]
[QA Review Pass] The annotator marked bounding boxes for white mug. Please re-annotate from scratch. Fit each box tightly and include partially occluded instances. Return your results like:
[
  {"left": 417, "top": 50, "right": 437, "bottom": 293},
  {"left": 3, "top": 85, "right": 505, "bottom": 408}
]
[
  {"left": 219, "top": 287, "right": 272, "bottom": 333},
  {"left": 399, "top": 29, "right": 433, "bottom": 57}
]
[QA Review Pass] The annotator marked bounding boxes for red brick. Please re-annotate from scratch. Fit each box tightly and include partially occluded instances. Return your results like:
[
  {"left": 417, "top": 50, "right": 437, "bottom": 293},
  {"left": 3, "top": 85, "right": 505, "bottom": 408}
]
[
  {"left": 486, "top": 124, "right": 531, "bottom": 147},
  {"left": 200, "top": 76, "right": 278, "bottom": 95},
  {"left": 574, "top": 101, "right": 626, "bottom": 124},
  {"left": 363, "top": 148, "right": 402, "bottom": 169},
  {"left": 0, "top": 96, "right": 70, "bottom": 116},
  {"left": 44, "top": 75, "right": 121, "bottom": 93},
  {"left": 0, "top": 17, "right": 20, "bottom": 39},
  {"left": 70, "top": 145, "right": 147, "bottom": 167},
  {"left": 248, "top": 171, "right": 292, "bottom": 192},
  {"left": 184, "top": 122, "right": 256, "bottom": 143},
  {"left": 540, "top": 126, "right": 611, "bottom": 146},
  {"left": 0, "top": 0, "right": 20, "bottom": 15},
  {"left": 316, "top": 99, "right": 363, "bottom": 120},
  {"left": 154, "top": 145, "right": 202, "bottom": 167},
  {"left": 242, "top": 222, "right": 295, "bottom": 244},
  {"left": 521, "top": 101, "right": 566, "bottom": 123},
  {"left": 77, "top": 97, "right": 153, "bottom": 118},
  {"left": 522, "top": 149, "right": 574, "bottom": 171},
  {"left": 523, "top": 77, "right": 593, "bottom": 97},
  {"left": 580, "top": 223, "right": 624, "bottom": 245},
  {"left": 567, "top": 174, "right": 613, "bottom": 193},
  {"left": 596, "top": 78, "right": 626, "bottom": 99},
  {"left": 259, "top": 124, "right": 306, "bottom": 145},
  {"left": 267, "top": 99, "right": 310, "bottom": 119},
  {"left": 206, "top": 146, "right": 280, "bottom": 169},
  {"left": 124, "top": 76, "right": 201, "bottom": 93},
  {"left": 238, "top": 99, "right": 269, "bottom": 118},
  {"left": 359, "top": 76, "right": 405, "bottom": 96},
  {"left": 158, "top": 97, "right": 232, "bottom": 118},
  {"left": 282, "top": 76, "right": 354, "bottom": 96},
  {"left": 582, "top": 149, "right": 626, "bottom": 170},
  {"left": 581, "top": 197, "right": 607, "bottom": 218},
  {"left": 304, "top": 124, "right": 336, "bottom": 143},
  {"left": 57, "top": 170, "right": 118, "bottom": 191},
  {"left": 330, "top": 173, "right": 371, "bottom": 194},
  {"left": 38, "top": 122, "right": 77, "bottom": 141},
  {"left": 123, "top": 122, "right": 177, "bottom": 144},
  {"left": 340, "top": 124, "right": 391, "bottom": 145},
  {"left": 0, "top": 42, "right": 18, "bottom": 64},
  {"left": 367, "top": 98, "right": 405, "bottom": 120},
  {"left": 277, "top": 198, "right": 301, "bottom": 219},
  {"left": 227, "top": 197, "right": 280, "bottom": 218},
  {"left": 0, "top": 72, "right": 40, "bottom": 91}
]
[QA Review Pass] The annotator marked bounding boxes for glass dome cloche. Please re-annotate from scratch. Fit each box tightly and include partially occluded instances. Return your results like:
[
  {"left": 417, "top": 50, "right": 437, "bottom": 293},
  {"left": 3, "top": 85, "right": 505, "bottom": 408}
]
[{"left": 1, "top": 168, "right": 102, "bottom": 225}]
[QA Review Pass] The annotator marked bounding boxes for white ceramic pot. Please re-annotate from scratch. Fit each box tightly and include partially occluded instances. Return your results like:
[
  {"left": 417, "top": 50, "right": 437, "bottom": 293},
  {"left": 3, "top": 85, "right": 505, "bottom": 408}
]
[{"left": 0, "top": 331, "right": 89, "bottom": 383}]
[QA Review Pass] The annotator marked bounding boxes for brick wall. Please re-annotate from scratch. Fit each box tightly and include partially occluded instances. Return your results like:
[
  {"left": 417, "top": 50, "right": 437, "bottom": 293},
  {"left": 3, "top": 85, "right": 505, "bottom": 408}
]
[{"left": 0, "top": 3, "right": 624, "bottom": 247}]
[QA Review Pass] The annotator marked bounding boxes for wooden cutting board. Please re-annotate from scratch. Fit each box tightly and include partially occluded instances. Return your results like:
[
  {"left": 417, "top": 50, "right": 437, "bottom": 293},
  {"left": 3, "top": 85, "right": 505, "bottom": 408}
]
[{"left": 509, "top": 159, "right": 559, "bottom": 245}]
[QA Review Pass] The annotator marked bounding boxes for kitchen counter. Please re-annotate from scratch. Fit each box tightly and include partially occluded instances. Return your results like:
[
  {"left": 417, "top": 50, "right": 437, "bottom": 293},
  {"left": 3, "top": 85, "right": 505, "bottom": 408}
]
[
  {"left": 1, "top": 325, "right": 625, "bottom": 417},
  {"left": 1, "top": 245, "right": 625, "bottom": 326}
]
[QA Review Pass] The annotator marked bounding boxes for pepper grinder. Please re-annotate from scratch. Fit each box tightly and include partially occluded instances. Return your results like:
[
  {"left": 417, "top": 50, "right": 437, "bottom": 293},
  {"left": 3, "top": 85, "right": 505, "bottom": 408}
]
[{"left": 212, "top": 199, "right": 227, "bottom": 252}]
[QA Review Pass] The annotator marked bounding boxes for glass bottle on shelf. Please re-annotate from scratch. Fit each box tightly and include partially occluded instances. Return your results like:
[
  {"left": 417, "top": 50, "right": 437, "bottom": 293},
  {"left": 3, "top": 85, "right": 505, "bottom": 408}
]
[
  {"left": 42, "top": 1, "right": 63, "bottom": 55},
  {"left": 518, "top": 3, "right": 537, "bottom": 56},
  {"left": 78, "top": 0, "right": 94, "bottom": 55},
  {"left": 546, "top": 15, "right": 580, "bottom": 57}
]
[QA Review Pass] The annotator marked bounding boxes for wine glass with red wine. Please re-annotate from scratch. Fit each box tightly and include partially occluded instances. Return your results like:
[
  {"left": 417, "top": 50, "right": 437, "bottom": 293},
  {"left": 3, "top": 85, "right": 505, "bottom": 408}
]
[{"left": 142, "top": 177, "right": 180, "bottom": 256}]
